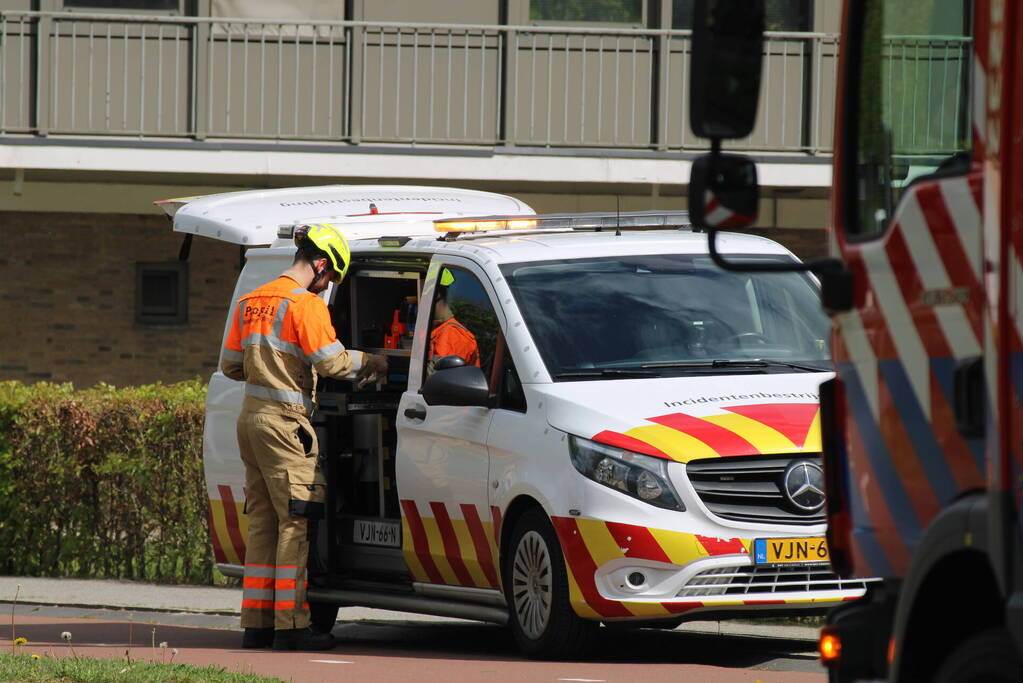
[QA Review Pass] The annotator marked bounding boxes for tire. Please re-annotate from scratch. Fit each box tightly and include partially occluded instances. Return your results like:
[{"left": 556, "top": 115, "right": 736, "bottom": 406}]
[
  {"left": 934, "top": 628, "right": 1023, "bottom": 683},
  {"left": 309, "top": 600, "right": 339, "bottom": 634},
  {"left": 504, "top": 507, "right": 598, "bottom": 660}
]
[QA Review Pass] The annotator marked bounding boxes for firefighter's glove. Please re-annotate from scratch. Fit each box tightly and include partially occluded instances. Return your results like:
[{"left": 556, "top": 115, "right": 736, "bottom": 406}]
[{"left": 356, "top": 352, "right": 389, "bottom": 388}]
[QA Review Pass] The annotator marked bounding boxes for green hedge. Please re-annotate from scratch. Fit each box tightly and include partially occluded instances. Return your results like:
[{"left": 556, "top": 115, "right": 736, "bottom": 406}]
[{"left": 0, "top": 380, "right": 214, "bottom": 584}]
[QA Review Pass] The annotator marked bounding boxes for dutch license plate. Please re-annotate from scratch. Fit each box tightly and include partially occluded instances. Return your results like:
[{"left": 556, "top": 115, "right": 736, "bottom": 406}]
[
  {"left": 353, "top": 519, "right": 401, "bottom": 548},
  {"left": 753, "top": 537, "right": 829, "bottom": 564}
]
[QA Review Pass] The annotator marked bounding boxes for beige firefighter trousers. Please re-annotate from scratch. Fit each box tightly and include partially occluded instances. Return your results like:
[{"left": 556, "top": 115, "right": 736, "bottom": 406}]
[{"left": 237, "top": 409, "right": 325, "bottom": 631}]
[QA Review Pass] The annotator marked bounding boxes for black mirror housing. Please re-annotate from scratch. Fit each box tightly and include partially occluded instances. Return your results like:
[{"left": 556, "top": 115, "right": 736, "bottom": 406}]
[
  {"left": 434, "top": 354, "right": 467, "bottom": 372},
  {"left": 690, "top": 0, "right": 765, "bottom": 140},
  {"left": 688, "top": 153, "right": 759, "bottom": 230},
  {"left": 820, "top": 267, "right": 854, "bottom": 314},
  {"left": 422, "top": 364, "right": 489, "bottom": 407}
]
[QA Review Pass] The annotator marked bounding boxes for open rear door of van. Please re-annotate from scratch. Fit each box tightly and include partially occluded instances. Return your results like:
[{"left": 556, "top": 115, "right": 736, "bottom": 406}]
[{"left": 157, "top": 184, "right": 534, "bottom": 246}]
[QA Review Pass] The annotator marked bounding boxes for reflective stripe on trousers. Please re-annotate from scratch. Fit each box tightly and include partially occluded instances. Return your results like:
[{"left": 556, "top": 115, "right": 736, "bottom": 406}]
[
  {"left": 242, "top": 564, "right": 309, "bottom": 613},
  {"left": 242, "top": 564, "right": 275, "bottom": 610}
]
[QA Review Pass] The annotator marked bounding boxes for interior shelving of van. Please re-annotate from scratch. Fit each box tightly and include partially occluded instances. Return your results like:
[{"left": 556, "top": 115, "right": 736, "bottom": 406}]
[{"left": 313, "top": 260, "right": 427, "bottom": 590}]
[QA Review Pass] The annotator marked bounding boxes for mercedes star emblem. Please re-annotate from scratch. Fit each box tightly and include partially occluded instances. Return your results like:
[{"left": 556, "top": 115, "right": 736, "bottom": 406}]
[{"left": 782, "top": 460, "right": 826, "bottom": 513}]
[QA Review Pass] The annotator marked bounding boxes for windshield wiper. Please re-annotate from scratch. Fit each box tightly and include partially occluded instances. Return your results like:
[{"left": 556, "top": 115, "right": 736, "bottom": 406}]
[
  {"left": 640, "top": 359, "right": 828, "bottom": 372},
  {"left": 752, "top": 359, "right": 830, "bottom": 372},
  {"left": 554, "top": 368, "right": 660, "bottom": 379}
]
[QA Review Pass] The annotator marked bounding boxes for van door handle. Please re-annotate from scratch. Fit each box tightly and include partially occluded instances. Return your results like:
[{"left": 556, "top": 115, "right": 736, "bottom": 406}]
[{"left": 404, "top": 406, "right": 427, "bottom": 420}]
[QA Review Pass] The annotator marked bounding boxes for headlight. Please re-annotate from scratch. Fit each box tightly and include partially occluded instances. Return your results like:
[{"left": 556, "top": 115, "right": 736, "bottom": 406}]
[{"left": 568, "top": 435, "right": 685, "bottom": 511}]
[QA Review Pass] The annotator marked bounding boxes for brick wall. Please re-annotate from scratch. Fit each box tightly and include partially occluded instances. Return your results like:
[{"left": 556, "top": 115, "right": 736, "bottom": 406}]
[
  {"left": 747, "top": 227, "right": 830, "bottom": 262},
  {"left": 0, "top": 211, "right": 241, "bottom": 388}
]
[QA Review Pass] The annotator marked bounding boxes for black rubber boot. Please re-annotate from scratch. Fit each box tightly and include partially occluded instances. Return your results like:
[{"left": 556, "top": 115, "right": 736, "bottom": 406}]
[
  {"left": 272, "top": 626, "right": 336, "bottom": 651},
  {"left": 241, "top": 627, "right": 275, "bottom": 649}
]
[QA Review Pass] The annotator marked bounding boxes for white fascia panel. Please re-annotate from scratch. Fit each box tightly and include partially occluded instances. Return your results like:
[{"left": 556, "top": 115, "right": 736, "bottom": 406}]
[{"left": 0, "top": 144, "right": 832, "bottom": 188}]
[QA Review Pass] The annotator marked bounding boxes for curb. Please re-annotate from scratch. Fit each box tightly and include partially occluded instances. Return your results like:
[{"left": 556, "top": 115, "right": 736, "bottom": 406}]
[{"left": 2, "top": 598, "right": 240, "bottom": 617}]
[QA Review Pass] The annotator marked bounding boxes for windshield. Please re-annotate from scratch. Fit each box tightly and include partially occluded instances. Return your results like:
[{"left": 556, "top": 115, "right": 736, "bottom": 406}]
[{"left": 501, "top": 253, "right": 830, "bottom": 380}]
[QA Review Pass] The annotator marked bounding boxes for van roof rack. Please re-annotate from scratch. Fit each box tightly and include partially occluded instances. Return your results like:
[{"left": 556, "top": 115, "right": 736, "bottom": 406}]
[{"left": 433, "top": 210, "right": 691, "bottom": 239}]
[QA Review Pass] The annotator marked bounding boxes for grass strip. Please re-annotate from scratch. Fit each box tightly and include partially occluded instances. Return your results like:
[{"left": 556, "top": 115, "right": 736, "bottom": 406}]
[{"left": 0, "top": 652, "right": 284, "bottom": 683}]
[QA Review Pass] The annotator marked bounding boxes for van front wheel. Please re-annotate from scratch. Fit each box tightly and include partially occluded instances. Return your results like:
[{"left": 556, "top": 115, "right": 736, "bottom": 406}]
[{"left": 505, "top": 508, "right": 596, "bottom": 659}]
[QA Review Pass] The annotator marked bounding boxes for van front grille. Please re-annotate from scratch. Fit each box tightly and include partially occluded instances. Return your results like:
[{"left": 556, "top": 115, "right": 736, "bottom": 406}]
[
  {"left": 678, "top": 563, "right": 871, "bottom": 597},
  {"left": 685, "top": 455, "right": 826, "bottom": 525}
]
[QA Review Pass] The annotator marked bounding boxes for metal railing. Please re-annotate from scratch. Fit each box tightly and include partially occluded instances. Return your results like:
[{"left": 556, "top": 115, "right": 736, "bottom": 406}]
[
  {"left": 883, "top": 35, "right": 972, "bottom": 156},
  {"left": 7, "top": 11, "right": 963, "bottom": 156}
]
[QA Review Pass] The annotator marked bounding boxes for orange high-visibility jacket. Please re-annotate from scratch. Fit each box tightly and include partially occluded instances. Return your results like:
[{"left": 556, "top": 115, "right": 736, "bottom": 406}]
[
  {"left": 429, "top": 317, "right": 480, "bottom": 367},
  {"left": 221, "top": 275, "right": 362, "bottom": 415}
]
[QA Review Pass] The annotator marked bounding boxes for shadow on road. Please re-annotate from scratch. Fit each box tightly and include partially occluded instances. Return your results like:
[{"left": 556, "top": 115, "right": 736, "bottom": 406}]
[
  {"left": 9, "top": 610, "right": 818, "bottom": 672},
  {"left": 334, "top": 619, "right": 817, "bottom": 669}
]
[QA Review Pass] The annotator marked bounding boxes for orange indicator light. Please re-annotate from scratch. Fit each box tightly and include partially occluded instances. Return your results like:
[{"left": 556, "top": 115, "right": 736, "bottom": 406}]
[{"left": 819, "top": 626, "right": 842, "bottom": 664}]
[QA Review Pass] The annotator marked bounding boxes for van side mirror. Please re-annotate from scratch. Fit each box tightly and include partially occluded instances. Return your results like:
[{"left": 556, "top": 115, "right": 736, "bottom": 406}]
[
  {"left": 689, "top": 0, "right": 765, "bottom": 140},
  {"left": 422, "top": 363, "right": 489, "bottom": 407},
  {"left": 688, "top": 153, "right": 759, "bottom": 230}
]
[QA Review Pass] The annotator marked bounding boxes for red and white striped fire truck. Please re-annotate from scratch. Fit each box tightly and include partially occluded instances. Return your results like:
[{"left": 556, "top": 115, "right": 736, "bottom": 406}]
[{"left": 686, "top": 0, "right": 1023, "bottom": 680}]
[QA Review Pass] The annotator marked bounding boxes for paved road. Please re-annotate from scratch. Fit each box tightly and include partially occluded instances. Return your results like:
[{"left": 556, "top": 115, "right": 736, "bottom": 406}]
[{"left": 2, "top": 577, "right": 826, "bottom": 682}]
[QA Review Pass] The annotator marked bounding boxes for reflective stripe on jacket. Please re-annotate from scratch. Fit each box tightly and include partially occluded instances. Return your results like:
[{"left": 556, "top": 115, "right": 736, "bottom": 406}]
[{"left": 220, "top": 275, "right": 362, "bottom": 415}]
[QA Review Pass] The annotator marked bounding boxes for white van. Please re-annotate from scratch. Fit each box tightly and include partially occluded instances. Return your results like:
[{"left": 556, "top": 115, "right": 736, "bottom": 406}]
[{"left": 162, "top": 184, "right": 870, "bottom": 659}]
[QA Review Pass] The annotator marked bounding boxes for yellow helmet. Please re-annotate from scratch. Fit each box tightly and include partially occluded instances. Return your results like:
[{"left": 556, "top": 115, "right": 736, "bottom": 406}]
[{"left": 295, "top": 223, "right": 351, "bottom": 282}]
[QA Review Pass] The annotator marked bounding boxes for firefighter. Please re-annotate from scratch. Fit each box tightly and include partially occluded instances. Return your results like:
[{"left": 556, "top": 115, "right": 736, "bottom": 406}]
[
  {"left": 429, "top": 269, "right": 480, "bottom": 368},
  {"left": 221, "top": 223, "right": 387, "bottom": 651}
]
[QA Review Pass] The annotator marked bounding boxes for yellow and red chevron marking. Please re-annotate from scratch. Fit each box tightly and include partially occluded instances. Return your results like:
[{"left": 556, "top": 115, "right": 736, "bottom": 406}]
[
  {"left": 207, "top": 485, "right": 248, "bottom": 565},
  {"left": 592, "top": 403, "right": 822, "bottom": 463},
  {"left": 551, "top": 516, "right": 753, "bottom": 618},
  {"left": 553, "top": 517, "right": 850, "bottom": 618},
  {"left": 399, "top": 500, "right": 502, "bottom": 589}
]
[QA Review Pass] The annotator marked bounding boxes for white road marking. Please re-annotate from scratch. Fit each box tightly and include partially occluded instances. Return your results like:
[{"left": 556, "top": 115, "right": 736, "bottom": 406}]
[
  {"left": 557, "top": 679, "right": 606, "bottom": 682},
  {"left": 309, "top": 659, "right": 354, "bottom": 664}
]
